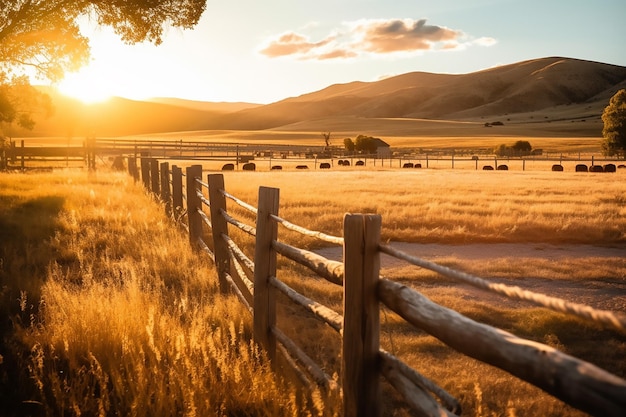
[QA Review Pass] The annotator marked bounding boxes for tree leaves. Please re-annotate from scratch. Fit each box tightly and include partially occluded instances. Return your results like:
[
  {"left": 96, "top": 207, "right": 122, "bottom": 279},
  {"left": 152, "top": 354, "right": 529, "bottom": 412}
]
[{"left": 601, "top": 89, "right": 626, "bottom": 159}]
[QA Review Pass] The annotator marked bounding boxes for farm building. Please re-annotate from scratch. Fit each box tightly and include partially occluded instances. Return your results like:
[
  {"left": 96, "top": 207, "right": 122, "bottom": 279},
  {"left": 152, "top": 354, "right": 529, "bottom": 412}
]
[{"left": 372, "top": 138, "right": 391, "bottom": 158}]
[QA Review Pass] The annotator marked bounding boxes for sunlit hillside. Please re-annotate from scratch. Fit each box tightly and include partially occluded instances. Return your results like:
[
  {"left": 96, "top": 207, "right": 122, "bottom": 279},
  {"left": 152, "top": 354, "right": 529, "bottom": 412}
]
[{"left": 10, "top": 56, "right": 626, "bottom": 139}]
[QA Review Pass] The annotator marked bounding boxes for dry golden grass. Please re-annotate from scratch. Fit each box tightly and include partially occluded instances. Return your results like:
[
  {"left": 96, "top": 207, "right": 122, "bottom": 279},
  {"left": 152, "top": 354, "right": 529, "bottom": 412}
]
[
  {"left": 0, "top": 170, "right": 328, "bottom": 417},
  {"left": 217, "top": 169, "right": 626, "bottom": 247},
  {"left": 214, "top": 168, "right": 625, "bottom": 416},
  {"left": 1, "top": 166, "right": 624, "bottom": 417}
]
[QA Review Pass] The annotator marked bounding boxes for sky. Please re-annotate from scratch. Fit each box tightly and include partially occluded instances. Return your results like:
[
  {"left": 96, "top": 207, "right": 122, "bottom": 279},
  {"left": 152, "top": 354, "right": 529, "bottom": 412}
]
[{"left": 57, "top": 0, "right": 626, "bottom": 104}]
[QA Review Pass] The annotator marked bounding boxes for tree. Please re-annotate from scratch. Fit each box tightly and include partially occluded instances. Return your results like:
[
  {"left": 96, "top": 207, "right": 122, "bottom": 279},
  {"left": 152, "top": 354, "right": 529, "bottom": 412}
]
[
  {"left": 354, "top": 135, "right": 379, "bottom": 154},
  {"left": 343, "top": 137, "right": 355, "bottom": 152},
  {"left": 512, "top": 140, "right": 532, "bottom": 155},
  {"left": 0, "top": 0, "right": 207, "bottom": 134},
  {"left": 321, "top": 132, "right": 331, "bottom": 148},
  {"left": 494, "top": 140, "right": 532, "bottom": 157},
  {"left": 494, "top": 143, "right": 511, "bottom": 157},
  {"left": 602, "top": 89, "right": 626, "bottom": 159}
]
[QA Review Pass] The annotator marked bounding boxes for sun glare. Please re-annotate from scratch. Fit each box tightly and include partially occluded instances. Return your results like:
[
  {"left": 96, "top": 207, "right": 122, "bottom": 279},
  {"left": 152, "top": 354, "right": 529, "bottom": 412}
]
[{"left": 58, "top": 69, "right": 115, "bottom": 104}]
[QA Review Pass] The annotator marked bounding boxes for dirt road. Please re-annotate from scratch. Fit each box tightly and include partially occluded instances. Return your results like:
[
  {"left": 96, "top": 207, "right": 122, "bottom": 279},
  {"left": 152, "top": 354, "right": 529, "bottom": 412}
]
[{"left": 315, "top": 242, "right": 626, "bottom": 312}]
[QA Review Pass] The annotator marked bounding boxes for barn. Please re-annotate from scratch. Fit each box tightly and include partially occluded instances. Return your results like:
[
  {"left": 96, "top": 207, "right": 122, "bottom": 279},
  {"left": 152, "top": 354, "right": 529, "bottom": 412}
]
[{"left": 372, "top": 138, "right": 391, "bottom": 158}]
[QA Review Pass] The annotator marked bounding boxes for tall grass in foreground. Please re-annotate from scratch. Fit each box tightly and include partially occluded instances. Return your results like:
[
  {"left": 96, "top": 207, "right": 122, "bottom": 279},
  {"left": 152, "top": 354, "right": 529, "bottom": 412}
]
[
  {"left": 0, "top": 170, "right": 325, "bottom": 417},
  {"left": 1, "top": 167, "right": 624, "bottom": 417}
]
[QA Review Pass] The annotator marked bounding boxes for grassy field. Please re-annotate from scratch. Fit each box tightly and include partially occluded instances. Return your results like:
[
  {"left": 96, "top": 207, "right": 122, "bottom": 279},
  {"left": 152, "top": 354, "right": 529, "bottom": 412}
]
[{"left": 0, "top": 166, "right": 624, "bottom": 416}]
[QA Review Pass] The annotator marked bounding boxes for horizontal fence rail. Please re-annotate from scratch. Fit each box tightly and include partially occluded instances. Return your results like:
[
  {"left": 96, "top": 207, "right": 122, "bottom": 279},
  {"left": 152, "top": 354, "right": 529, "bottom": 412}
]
[
  {"left": 131, "top": 156, "right": 626, "bottom": 417},
  {"left": 5, "top": 138, "right": 626, "bottom": 173}
]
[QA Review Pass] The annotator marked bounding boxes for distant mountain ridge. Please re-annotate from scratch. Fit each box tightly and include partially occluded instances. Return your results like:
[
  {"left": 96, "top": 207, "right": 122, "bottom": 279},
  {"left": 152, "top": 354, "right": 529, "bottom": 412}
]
[
  {"left": 17, "top": 56, "right": 626, "bottom": 137},
  {"left": 212, "top": 57, "right": 626, "bottom": 130}
]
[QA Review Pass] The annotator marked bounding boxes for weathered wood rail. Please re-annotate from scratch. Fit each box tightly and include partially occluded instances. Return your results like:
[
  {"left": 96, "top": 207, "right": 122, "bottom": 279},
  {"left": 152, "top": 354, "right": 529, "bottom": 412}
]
[
  {"left": 4, "top": 138, "right": 624, "bottom": 172},
  {"left": 0, "top": 139, "right": 96, "bottom": 170},
  {"left": 136, "top": 156, "right": 625, "bottom": 416}
]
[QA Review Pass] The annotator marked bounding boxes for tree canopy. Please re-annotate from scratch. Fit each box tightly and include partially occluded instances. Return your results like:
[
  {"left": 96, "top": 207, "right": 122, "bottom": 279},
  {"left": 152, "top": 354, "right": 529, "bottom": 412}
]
[
  {"left": 354, "top": 135, "right": 381, "bottom": 154},
  {"left": 601, "top": 89, "right": 626, "bottom": 159},
  {"left": 0, "top": 0, "right": 207, "bottom": 133},
  {"left": 494, "top": 140, "right": 533, "bottom": 157}
]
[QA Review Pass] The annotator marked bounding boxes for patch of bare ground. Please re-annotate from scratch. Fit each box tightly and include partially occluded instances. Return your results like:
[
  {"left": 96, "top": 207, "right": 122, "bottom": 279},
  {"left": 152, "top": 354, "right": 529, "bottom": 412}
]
[{"left": 315, "top": 242, "right": 626, "bottom": 312}]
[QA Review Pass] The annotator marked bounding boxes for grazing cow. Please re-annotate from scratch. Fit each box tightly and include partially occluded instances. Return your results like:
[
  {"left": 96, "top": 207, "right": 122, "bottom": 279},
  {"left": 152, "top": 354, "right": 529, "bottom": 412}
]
[
  {"left": 296, "top": 165, "right": 309, "bottom": 169},
  {"left": 222, "top": 163, "right": 235, "bottom": 171},
  {"left": 482, "top": 165, "right": 494, "bottom": 170},
  {"left": 242, "top": 162, "right": 256, "bottom": 171},
  {"left": 603, "top": 164, "right": 616, "bottom": 173},
  {"left": 497, "top": 165, "right": 508, "bottom": 171},
  {"left": 319, "top": 162, "right": 331, "bottom": 169},
  {"left": 271, "top": 165, "right": 283, "bottom": 170},
  {"left": 575, "top": 164, "right": 588, "bottom": 172},
  {"left": 355, "top": 160, "right": 365, "bottom": 166},
  {"left": 551, "top": 164, "right": 564, "bottom": 171},
  {"left": 414, "top": 163, "right": 422, "bottom": 168},
  {"left": 589, "top": 165, "right": 604, "bottom": 173},
  {"left": 402, "top": 162, "right": 414, "bottom": 168}
]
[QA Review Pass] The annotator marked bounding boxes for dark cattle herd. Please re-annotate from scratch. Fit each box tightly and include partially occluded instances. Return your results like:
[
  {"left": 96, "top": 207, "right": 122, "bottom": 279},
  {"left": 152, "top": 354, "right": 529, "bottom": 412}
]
[{"left": 219, "top": 161, "right": 624, "bottom": 172}]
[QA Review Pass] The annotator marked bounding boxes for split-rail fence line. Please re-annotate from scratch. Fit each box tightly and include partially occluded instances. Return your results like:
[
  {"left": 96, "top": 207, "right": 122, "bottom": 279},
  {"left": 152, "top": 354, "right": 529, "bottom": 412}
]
[
  {"left": 130, "top": 156, "right": 625, "bottom": 417},
  {"left": 3, "top": 138, "right": 625, "bottom": 172}
]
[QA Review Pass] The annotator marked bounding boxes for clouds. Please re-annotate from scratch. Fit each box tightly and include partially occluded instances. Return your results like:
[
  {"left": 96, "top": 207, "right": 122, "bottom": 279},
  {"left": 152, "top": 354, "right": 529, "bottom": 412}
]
[{"left": 259, "top": 18, "right": 496, "bottom": 60}]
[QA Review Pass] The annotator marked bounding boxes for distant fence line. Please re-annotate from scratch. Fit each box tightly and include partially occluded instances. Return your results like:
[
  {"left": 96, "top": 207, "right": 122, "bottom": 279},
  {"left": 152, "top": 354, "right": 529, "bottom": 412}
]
[
  {"left": 2, "top": 138, "right": 626, "bottom": 172},
  {"left": 131, "top": 155, "right": 626, "bottom": 417}
]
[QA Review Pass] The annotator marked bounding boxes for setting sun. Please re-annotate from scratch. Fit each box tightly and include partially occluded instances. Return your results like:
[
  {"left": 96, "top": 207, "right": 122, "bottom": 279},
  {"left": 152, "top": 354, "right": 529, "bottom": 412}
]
[{"left": 58, "top": 68, "right": 114, "bottom": 103}]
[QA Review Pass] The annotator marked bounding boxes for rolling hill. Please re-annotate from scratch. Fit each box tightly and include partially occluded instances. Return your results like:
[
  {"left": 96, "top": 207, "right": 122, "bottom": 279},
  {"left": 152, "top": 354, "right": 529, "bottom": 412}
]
[
  {"left": 13, "top": 57, "right": 626, "bottom": 138},
  {"left": 213, "top": 57, "right": 626, "bottom": 130}
]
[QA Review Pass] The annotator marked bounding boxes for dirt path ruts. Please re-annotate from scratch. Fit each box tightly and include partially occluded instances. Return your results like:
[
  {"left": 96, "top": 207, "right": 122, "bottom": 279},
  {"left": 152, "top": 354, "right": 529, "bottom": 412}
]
[{"left": 314, "top": 242, "right": 626, "bottom": 312}]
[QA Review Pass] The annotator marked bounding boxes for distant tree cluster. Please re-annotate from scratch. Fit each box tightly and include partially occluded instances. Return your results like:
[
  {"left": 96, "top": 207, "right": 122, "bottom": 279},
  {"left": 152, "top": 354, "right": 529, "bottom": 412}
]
[
  {"left": 494, "top": 140, "right": 533, "bottom": 157},
  {"left": 601, "top": 89, "right": 626, "bottom": 159},
  {"left": 343, "top": 135, "right": 381, "bottom": 154}
]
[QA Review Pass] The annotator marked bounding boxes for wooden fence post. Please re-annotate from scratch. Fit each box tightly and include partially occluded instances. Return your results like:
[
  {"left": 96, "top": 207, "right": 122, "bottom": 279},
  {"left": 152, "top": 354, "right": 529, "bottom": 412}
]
[
  {"left": 150, "top": 158, "right": 160, "bottom": 196},
  {"left": 140, "top": 158, "right": 150, "bottom": 190},
  {"left": 171, "top": 165, "right": 183, "bottom": 219},
  {"left": 20, "top": 140, "right": 24, "bottom": 171},
  {"left": 254, "top": 186, "right": 280, "bottom": 364},
  {"left": 186, "top": 165, "right": 203, "bottom": 247},
  {"left": 342, "top": 213, "right": 382, "bottom": 417},
  {"left": 208, "top": 173, "right": 231, "bottom": 294},
  {"left": 85, "top": 138, "right": 96, "bottom": 171},
  {"left": 128, "top": 157, "right": 139, "bottom": 181},
  {"left": 160, "top": 162, "right": 171, "bottom": 216}
]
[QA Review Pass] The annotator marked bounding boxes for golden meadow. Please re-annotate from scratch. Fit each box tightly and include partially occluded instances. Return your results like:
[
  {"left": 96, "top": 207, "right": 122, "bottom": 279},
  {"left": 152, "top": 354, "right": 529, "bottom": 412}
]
[{"left": 0, "top": 166, "right": 625, "bottom": 416}]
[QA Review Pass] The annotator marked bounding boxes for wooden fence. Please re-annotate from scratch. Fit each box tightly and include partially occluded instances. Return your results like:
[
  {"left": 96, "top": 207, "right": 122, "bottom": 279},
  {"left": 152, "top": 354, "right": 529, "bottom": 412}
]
[
  {"left": 131, "top": 156, "right": 626, "bottom": 416},
  {"left": 0, "top": 139, "right": 96, "bottom": 170},
  {"left": 5, "top": 138, "right": 626, "bottom": 173},
  {"left": 137, "top": 157, "right": 626, "bottom": 415}
]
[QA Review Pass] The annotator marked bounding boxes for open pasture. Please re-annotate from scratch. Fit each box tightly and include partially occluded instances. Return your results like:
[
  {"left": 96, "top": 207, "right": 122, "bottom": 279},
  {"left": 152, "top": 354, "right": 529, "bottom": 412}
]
[
  {"left": 214, "top": 168, "right": 626, "bottom": 247},
  {"left": 210, "top": 166, "right": 626, "bottom": 416},
  {"left": 1, "top": 163, "right": 624, "bottom": 416}
]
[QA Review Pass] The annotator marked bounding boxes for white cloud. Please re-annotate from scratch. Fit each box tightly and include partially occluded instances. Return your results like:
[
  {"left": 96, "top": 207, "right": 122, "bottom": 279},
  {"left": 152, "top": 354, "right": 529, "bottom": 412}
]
[{"left": 258, "top": 18, "right": 495, "bottom": 60}]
